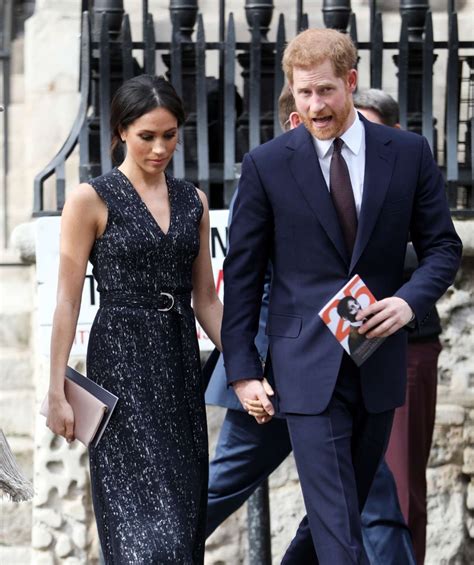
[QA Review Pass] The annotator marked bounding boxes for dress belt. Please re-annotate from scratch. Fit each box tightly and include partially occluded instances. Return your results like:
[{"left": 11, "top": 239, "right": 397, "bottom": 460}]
[{"left": 100, "top": 291, "right": 191, "bottom": 312}]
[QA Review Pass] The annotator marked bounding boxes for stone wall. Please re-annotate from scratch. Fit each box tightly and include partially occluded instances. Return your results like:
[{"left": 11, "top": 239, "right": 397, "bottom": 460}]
[{"left": 425, "top": 240, "right": 474, "bottom": 565}]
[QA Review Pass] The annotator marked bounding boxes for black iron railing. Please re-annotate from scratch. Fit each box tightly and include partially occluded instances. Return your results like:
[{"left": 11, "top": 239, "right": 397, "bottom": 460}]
[{"left": 32, "top": 0, "right": 474, "bottom": 220}]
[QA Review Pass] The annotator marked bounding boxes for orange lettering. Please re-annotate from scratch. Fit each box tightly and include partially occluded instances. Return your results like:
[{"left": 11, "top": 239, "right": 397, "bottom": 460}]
[
  {"left": 343, "top": 275, "right": 361, "bottom": 297},
  {"left": 334, "top": 318, "right": 350, "bottom": 342},
  {"left": 321, "top": 297, "right": 340, "bottom": 323}
]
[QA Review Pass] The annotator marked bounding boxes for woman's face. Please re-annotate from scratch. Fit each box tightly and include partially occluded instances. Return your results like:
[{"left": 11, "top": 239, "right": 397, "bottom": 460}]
[
  {"left": 120, "top": 106, "right": 179, "bottom": 175},
  {"left": 347, "top": 299, "right": 361, "bottom": 317}
]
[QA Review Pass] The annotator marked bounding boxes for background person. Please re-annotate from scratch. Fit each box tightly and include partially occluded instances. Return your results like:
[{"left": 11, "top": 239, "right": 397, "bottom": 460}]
[
  {"left": 46, "top": 75, "right": 222, "bottom": 564},
  {"left": 221, "top": 28, "right": 461, "bottom": 564},
  {"left": 355, "top": 88, "right": 443, "bottom": 565}
]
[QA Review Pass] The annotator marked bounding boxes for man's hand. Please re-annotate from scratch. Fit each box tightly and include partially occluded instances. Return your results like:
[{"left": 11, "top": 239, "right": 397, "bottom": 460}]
[
  {"left": 356, "top": 297, "right": 414, "bottom": 338},
  {"left": 233, "top": 378, "right": 275, "bottom": 424}
]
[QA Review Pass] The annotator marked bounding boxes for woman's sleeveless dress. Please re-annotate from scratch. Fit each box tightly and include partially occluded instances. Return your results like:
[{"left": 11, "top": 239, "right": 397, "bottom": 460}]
[{"left": 86, "top": 168, "right": 208, "bottom": 564}]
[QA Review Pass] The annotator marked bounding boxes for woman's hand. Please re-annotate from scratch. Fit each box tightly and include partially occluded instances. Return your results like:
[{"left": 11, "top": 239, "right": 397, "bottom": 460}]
[{"left": 46, "top": 394, "right": 75, "bottom": 443}]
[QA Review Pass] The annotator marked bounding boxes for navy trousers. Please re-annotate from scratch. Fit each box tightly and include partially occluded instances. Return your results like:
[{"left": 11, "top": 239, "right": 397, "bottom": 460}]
[
  {"left": 284, "top": 362, "right": 395, "bottom": 564},
  {"left": 207, "top": 408, "right": 415, "bottom": 564},
  {"left": 362, "top": 460, "right": 416, "bottom": 565}
]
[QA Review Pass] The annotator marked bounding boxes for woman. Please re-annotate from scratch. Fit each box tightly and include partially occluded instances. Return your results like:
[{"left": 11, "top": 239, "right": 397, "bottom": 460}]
[{"left": 46, "top": 75, "right": 222, "bottom": 564}]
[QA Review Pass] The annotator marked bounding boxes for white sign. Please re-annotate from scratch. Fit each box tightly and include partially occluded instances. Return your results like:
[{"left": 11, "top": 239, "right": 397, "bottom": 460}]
[{"left": 36, "top": 210, "right": 229, "bottom": 357}]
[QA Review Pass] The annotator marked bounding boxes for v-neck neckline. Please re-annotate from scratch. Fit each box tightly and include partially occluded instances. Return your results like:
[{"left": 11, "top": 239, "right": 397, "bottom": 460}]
[{"left": 116, "top": 168, "right": 173, "bottom": 237}]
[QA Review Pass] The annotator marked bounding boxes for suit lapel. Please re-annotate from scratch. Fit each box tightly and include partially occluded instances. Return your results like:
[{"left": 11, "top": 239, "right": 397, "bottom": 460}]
[
  {"left": 350, "top": 118, "right": 395, "bottom": 272},
  {"left": 287, "top": 125, "right": 349, "bottom": 265}
]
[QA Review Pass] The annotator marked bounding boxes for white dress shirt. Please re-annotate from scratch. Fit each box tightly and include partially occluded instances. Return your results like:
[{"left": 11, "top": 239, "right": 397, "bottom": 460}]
[{"left": 312, "top": 112, "right": 366, "bottom": 217}]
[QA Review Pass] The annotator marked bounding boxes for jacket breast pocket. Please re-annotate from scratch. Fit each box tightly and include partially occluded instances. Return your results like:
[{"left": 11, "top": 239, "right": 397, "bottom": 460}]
[{"left": 266, "top": 314, "right": 302, "bottom": 338}]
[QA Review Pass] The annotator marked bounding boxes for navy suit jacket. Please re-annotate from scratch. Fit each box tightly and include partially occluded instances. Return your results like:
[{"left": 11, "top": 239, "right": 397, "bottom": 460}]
[{"left": 221, "top": 114, "right": 462, "bottom": 415}]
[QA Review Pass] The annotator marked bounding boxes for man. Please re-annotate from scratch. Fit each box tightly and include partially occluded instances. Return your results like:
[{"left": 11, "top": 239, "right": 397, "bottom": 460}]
[
  {"left": 355, "top": 88, "right": 443, "bottom": 565},
  {"left": 221, "top": 28, "right": 461, "bottom": 564},
  {"left": 206, "top": 86, "right": 416, "bottom": 565}
]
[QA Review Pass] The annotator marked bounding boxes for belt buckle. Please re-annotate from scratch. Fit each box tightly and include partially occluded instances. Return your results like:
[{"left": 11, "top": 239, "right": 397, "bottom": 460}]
[{"left": 158, "top": 292, "right": 175, "bottom": 312}]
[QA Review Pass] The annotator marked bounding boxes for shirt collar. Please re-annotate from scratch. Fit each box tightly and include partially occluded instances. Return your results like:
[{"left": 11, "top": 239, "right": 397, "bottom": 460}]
[{"left": 312, "top": 110, "right": 363, "bottom": 159}]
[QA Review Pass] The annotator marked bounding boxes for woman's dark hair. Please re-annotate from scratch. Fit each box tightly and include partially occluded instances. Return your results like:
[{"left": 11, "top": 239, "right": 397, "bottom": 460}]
[{"left": 110, "top": 74, "right": 186, "bottom": 160}]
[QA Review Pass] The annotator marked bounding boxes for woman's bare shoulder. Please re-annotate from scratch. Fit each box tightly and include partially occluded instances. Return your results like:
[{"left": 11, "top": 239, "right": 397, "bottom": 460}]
[{"left": 64, "top": 183, "right": 105, "bottom": 213}]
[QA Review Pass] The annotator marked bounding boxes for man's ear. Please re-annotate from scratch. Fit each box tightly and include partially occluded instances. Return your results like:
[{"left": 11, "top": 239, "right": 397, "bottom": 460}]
[
  {"left": 394, "top": 123, "right": 401, "bottom": 129},
  {"left": 347, "top": 69, "right": 358, "bottom": 93},
  {"left": 289, "top": 111, "right": 301, "bottom": 129}
]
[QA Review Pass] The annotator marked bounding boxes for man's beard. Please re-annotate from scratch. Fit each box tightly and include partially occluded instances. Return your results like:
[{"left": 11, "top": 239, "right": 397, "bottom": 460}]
[{"left": 301, "top": 97, "right": 353, "bottom": 140}]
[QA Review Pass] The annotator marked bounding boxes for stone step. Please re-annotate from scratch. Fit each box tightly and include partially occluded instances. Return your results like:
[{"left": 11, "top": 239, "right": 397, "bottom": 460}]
[
  {"left": 0, "top": 389, "right": 35, "bottom": 436},
  {"left": 0, "top": 262, "right": 34, "bottom": 313},
  {"left": 0, "top": 310, "right": 31, "bottom": 348},
  {"left": 3, "top": 197, "right": 33, "bottom": 242},
  {"left": 0, "top": 348, "right": 34, "bottom": 390},
  {"left": 0, "top": 501, "right": 33, "bottom": 546},
  {"left": 0, "top": 256, "right": 33, "bottom": 347},
  {"left": 0, "top": 247, "right": 22, "bottom": 263},
  {"left": 0, "top": 546, "right": 32, "bottom": 565}
]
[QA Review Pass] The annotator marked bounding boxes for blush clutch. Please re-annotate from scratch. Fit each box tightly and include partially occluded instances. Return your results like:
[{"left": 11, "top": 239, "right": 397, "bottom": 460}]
[{"left": 40, "top": 366, "right": 118, "bottom": 447}]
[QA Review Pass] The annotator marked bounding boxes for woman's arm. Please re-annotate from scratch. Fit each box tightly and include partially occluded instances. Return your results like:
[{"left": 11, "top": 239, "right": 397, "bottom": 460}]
[
  {"left": 47, "top": 183, "right": 105, "bottom": 441},
  {"left": 191, "top": 190, "right": 223, "bottom": 351}
]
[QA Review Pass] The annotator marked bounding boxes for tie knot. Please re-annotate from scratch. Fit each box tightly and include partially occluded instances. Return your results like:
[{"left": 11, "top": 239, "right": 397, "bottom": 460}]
[{"left": 333, "top": 138, "right": 344, "bottom": 153}]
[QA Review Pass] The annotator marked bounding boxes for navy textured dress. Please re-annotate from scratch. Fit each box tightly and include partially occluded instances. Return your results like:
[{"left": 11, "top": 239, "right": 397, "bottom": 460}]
[{"left": 86, "top": 168, "right": 208, "bottom": 564}]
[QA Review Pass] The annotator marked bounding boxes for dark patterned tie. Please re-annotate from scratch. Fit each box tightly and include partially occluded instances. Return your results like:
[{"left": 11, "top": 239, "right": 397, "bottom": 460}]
[{"left": 329, "top": 137, "right": 358, "bottom": 255}]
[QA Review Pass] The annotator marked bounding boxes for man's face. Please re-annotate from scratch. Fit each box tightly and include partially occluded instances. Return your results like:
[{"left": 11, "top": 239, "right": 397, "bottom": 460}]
[{"left": 291, "top": 59, "right": 357, "bottom": 140}]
